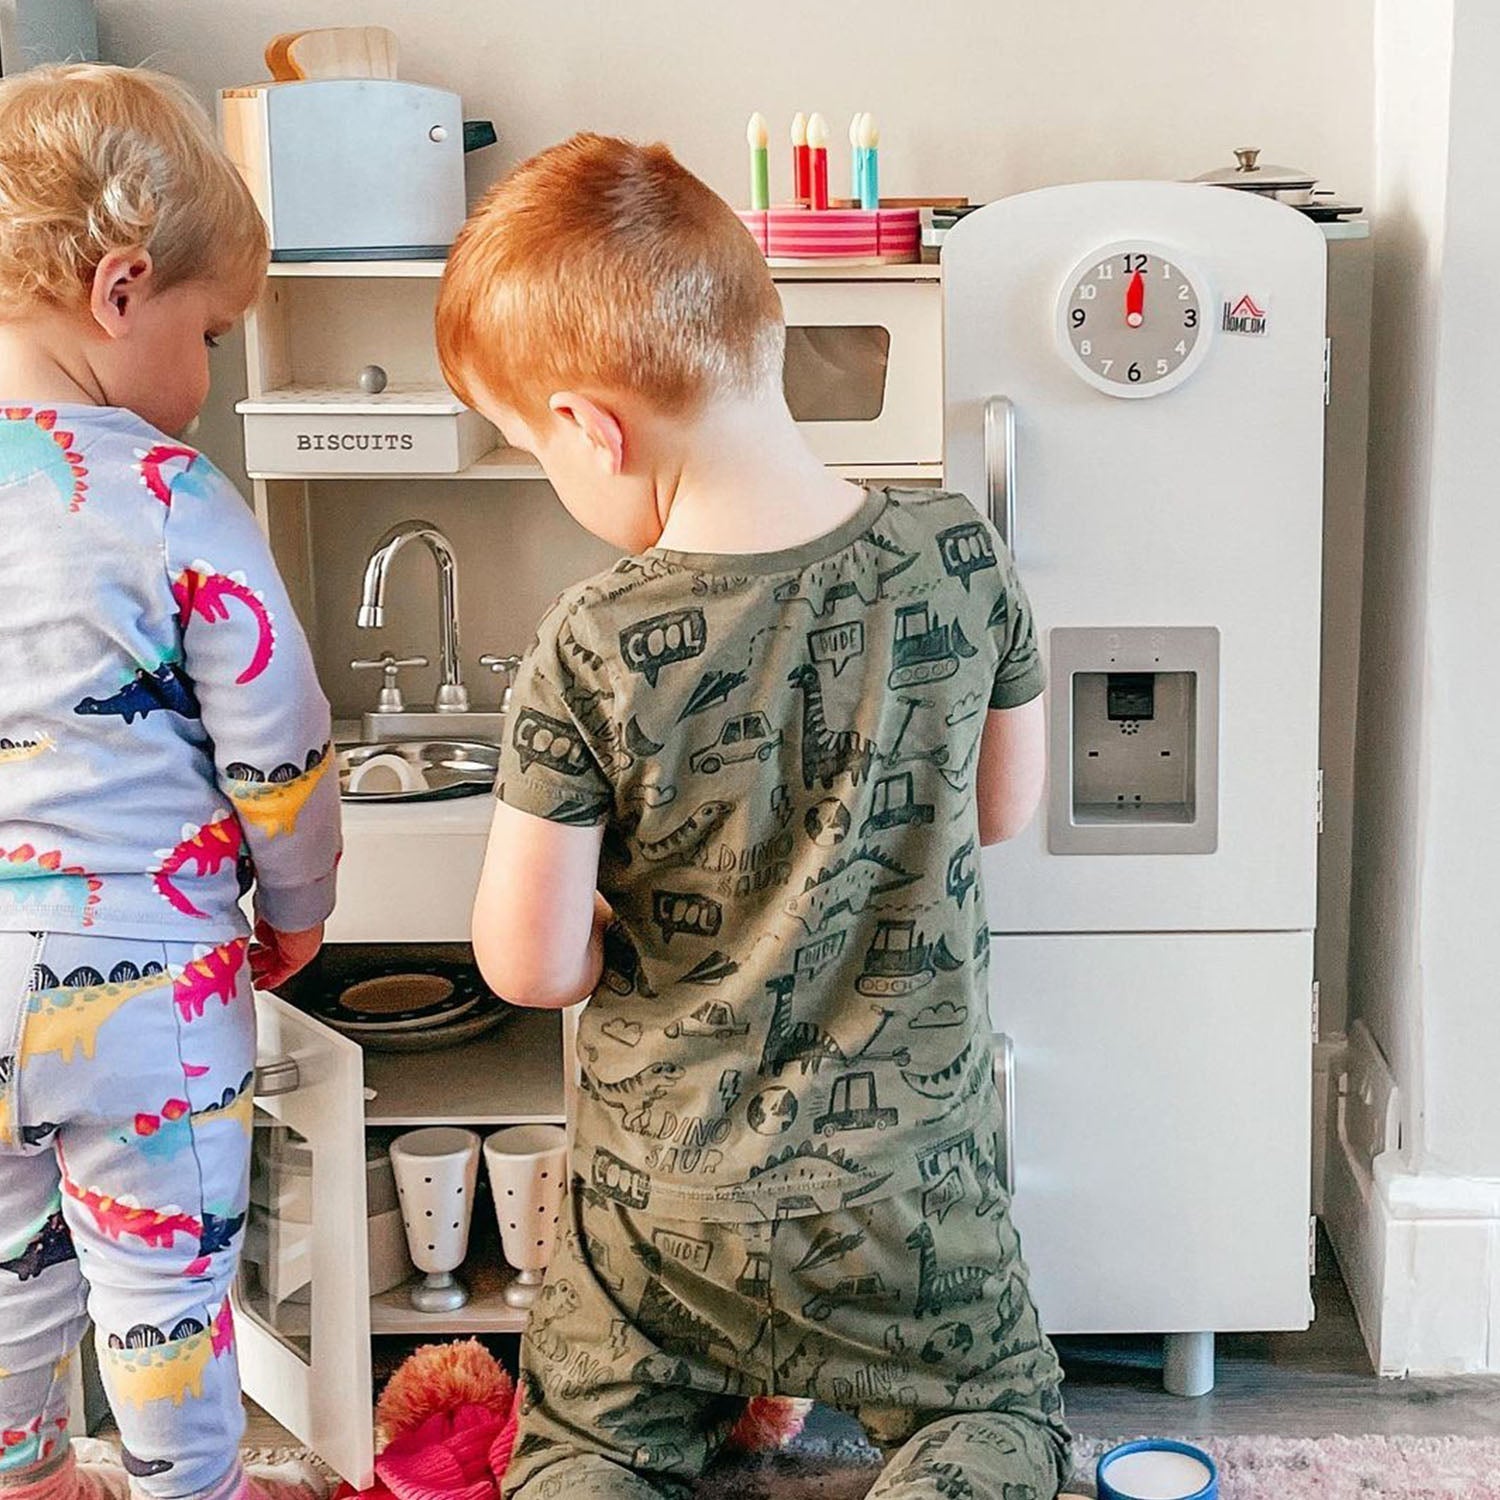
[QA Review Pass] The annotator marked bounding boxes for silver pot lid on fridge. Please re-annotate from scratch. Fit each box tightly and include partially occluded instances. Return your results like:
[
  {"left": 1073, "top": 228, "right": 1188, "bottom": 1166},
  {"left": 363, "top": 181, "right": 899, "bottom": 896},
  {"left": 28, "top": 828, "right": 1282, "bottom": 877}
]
[{"left": 1193, "top": 147, "right": 1318, "bottom": 192}]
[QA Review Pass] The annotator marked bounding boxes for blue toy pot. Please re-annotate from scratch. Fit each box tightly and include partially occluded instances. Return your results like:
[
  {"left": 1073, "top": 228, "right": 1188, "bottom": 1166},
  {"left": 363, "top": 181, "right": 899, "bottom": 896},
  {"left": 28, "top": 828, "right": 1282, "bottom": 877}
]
[{"left": 1096, "top": 1439, "right": 1218, "bottom": 1500}]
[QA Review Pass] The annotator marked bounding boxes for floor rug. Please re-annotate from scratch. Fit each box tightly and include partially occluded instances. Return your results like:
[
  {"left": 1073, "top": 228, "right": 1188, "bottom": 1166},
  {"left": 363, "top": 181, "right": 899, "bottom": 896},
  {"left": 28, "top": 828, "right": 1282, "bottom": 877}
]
[
  {"left": 693, "top": 1432, "right": 1500, "bottom": 1500},
  {"left": 77, "top": 1431, "right": 1500, "bottom": 1499}
]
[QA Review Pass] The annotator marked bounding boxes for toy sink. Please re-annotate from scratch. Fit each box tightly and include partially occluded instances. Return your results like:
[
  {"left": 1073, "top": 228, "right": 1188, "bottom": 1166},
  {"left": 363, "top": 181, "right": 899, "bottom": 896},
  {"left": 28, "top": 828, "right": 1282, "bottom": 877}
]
[{"left": 337, "top": 739, "right": 497, "bottom": 802}]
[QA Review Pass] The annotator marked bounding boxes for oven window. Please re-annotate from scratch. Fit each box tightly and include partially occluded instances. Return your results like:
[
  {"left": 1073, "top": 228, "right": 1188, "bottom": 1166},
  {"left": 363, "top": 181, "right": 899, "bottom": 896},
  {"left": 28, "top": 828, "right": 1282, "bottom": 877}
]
[{"left": 783, "top": 325, "right": 892, "bottom": 422}]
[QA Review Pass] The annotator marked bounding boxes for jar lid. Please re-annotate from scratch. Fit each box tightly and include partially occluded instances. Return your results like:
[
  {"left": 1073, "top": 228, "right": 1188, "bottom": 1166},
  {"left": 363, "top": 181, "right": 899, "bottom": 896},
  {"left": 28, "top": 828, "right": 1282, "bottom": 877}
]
[{"left": 1193, "top": 146, "right": 1317, "bottom": 191}]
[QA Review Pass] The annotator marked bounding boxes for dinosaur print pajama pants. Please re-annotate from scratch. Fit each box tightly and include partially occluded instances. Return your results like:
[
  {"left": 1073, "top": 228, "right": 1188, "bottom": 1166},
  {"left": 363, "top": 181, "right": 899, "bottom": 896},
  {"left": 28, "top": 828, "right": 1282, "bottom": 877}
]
[
  {"left": 504, "top": 1175, "right": 1071, "bottom": 1500},
  {"left": 0, "top": 931, "right": 255, "bottom": 1498}
]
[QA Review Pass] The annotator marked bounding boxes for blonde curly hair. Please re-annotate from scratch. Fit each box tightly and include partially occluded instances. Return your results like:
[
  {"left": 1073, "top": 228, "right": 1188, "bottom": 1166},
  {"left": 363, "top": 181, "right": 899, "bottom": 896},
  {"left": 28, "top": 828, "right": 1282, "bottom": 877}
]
[{"left": 0, "top": 63, "right": 266, "bottom": 320}]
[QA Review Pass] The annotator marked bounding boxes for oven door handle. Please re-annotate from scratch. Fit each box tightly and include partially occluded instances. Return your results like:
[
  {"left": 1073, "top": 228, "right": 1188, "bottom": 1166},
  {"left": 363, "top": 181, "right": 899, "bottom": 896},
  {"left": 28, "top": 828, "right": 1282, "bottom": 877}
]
[{"left": 253, "top": 1056, "right": 301, "bottom": 1098}]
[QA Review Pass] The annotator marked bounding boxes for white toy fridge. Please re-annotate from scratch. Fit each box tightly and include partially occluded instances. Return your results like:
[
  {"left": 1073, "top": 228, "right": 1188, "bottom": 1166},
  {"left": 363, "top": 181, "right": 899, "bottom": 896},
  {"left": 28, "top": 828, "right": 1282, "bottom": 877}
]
[{"left": 943, "top": 182, "right": 1325, "bottom": 1393}]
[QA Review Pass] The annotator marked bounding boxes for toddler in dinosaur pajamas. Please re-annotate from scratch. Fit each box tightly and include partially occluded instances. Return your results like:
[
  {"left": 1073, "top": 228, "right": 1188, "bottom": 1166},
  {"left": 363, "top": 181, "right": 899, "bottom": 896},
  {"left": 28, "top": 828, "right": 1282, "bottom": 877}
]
[
  {"left": 437, "top": 135, "right": 1070, "bottom": 1500},
  {"left": 0, "top": 67, "right": 339, "bottom": 1500}
]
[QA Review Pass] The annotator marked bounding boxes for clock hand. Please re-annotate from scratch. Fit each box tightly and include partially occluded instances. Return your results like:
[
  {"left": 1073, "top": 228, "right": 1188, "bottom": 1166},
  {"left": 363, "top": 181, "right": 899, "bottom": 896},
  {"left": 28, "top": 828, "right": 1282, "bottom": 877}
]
[{"left": 1126, "top": 269, "right": 1145, "bottom": 328}]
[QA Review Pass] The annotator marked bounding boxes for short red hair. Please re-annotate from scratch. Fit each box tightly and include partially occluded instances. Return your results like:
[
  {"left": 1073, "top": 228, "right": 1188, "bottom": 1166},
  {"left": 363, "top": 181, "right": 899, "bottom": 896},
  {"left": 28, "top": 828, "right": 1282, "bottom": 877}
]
[{"left": 436, "top": 133, "right": 783, "bottom": 418}]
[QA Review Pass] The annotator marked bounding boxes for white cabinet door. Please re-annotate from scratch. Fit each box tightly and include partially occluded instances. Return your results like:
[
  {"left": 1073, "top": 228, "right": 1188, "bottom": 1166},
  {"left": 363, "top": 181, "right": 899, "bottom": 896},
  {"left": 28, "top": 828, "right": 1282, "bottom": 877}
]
[
  {"left": 991, "top": 931, "right": 1312, "bottom": 1335},
  {"left": 237, "top": 994, "right": 374, "bottom": 1486},
  {"left": 946, "top": 184, "right": 1325, "bottom": 934}
]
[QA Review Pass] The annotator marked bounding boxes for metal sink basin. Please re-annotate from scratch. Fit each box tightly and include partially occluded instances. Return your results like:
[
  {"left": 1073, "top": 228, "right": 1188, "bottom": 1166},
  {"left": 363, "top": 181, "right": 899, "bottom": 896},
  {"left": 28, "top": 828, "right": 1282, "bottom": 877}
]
[
  {"left": 360, "top": 708, "right": 508, "bottom": 743},
  {"left": 337, "top": 740, "right": 498, "bottom": 803}
]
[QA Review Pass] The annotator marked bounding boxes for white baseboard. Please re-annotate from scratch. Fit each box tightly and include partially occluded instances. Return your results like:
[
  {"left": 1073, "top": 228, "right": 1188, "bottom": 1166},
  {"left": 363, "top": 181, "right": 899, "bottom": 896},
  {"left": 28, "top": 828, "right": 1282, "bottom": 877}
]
[{"left": 1323, "top": 1022, "right": 1500, "bottom": 1374}]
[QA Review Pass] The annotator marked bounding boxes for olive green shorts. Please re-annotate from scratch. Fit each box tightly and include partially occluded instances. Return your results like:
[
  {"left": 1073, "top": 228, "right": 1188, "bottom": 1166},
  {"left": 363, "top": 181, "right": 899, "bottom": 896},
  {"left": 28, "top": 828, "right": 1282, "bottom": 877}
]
[{"left": 505, "top": 1174, "right": 1070, "bottom": 1500}]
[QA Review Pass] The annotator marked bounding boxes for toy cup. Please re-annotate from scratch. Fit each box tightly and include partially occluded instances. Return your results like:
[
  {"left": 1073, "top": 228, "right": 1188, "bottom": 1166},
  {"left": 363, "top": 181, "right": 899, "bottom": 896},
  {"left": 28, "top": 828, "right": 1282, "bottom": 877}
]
[
  {"left": 389, "top": 1127, "right": 480, "bottom": 1312},
  {"left": 483, "top": 1124, "right": 568, "bottom": 1308}
]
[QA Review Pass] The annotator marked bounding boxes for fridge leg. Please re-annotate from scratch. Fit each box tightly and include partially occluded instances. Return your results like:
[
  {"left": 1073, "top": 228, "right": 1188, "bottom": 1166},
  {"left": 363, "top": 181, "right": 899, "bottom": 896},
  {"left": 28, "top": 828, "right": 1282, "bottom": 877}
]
[{"left": 1162, "top": 1331, "right": 1215, "bottom": 1396}]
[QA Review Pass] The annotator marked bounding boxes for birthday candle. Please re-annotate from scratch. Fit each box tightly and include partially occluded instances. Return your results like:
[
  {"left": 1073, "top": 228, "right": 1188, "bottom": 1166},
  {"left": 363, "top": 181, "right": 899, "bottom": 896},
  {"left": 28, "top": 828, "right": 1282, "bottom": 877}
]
[
  {"left": 791, "top": 111, "right": 810, "bottom": 207},
  {"left": 807, "top": 111, "right": 830, "bottom": 210},
  {"left": 747, "top": 112, "right": 770, "bottom": 210},
  {"left": 859, "top": 112, "right": 879, "bottom": 209},
  {"left": 849, "top": 112, "right": 865, "bottom": 204}
]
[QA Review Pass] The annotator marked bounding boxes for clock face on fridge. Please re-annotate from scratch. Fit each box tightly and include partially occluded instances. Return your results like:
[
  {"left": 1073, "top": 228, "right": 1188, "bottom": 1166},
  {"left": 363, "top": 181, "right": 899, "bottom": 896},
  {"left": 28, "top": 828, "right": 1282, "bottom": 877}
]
[{"left": 1057, "top": 243, "right": 1212, "bottom": 397}]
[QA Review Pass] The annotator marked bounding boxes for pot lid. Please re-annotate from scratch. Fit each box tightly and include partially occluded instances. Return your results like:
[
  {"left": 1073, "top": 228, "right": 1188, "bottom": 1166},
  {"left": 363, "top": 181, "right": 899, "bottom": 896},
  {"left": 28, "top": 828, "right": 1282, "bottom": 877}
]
[{"left": 1193, "top": 147, "right": 1317, "bottom": 191}]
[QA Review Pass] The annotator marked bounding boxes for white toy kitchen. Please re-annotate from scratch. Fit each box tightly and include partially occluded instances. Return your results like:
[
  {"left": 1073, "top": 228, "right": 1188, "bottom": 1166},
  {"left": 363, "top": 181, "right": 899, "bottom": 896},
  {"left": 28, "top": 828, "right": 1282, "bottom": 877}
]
[{"left": 225, "top": 89, "right": 1370, "bottom": 1485}]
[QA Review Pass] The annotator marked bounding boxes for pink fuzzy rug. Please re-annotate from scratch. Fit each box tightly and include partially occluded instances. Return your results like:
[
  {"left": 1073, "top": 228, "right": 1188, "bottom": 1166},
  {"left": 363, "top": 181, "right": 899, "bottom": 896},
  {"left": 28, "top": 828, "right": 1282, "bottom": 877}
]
[
  {"left": 688, "top": 1433, "right": 1500, "bottom": 1499},
  {"left": 1071, "top": 1436, "right": 1500, "bottom": 1500},
  {"left": 74, "top": 1433, "right": 1500, "bottom": 1499}
]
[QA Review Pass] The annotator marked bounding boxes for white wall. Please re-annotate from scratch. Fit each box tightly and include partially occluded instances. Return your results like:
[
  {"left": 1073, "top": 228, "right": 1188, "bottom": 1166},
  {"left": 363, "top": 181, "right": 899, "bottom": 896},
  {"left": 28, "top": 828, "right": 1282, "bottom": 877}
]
[
  {"left": 97, "top": 0, "right": 1373, "bottom": 208},
  {"left": 1350, "top": 0, "right": 1500, "bottom": 1181},
  {"left": 95, "top": 0, "right": 1380, "bottom": 726},
  {"left": 1326, "top": 0, "right": 1500, "bottom": 1376},
  {"left": 1409, "top": 0, "right": 1500, "bottom": 1180},
  {"left": 1348, "top": 0, "right": 1451, "bottom": 1163}
]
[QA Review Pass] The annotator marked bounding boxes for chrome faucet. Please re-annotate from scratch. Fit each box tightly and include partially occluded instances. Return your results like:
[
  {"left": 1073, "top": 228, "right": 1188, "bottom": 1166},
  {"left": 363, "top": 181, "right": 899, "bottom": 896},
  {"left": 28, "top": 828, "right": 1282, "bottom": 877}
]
[{"left": 357, "top": 520, "right": 467, "bottom": 712}]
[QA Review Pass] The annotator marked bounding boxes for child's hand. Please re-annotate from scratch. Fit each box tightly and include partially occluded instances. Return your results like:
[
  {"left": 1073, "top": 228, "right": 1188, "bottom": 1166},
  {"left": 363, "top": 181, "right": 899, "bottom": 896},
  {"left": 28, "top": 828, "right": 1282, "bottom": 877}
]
[{"left": 250, "top": 919, "right": 325, "bottom": 990}]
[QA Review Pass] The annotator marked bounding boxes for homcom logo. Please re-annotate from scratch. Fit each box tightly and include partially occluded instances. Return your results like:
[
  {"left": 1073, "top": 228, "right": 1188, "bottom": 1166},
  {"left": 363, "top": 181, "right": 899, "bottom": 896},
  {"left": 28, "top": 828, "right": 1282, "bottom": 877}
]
[{"left": 1222, "top": 294, "right": 1269, "bottom": 336}]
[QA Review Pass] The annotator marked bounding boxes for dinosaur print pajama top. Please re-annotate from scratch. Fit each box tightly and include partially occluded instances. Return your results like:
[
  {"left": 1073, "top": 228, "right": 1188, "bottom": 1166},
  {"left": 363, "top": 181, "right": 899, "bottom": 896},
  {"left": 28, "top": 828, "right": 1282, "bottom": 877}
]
[
  {"left": 0, "top": 405, "right": 340, "bottom": 1495},
  {"left": 497, "top": 489, "right": 1071, "bottom": 1500}
]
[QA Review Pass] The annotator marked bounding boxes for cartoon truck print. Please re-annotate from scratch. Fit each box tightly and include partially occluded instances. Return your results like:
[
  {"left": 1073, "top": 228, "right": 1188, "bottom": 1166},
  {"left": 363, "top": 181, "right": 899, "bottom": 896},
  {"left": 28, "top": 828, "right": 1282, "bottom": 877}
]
[
  {"left": 860, "top": 771, "right": 934, "bottom": 836},
  {"left": 888, "top": 603, "right": 959, "bottom": 689},
  {"left": 664, "top": 1001, "right": 750, "bottom": 1040},
  {"left": 814, "top": 1071, "right": 898, "bottom": 1136},
  {"left": 689, "top": 712, "right": 783, "bottom": 775},
  {"left": 856, "top": 920, "right": 936, "bottom": 998},
  {"left": 802, "top": 1271, "right": 894, "bottom": 1322}
]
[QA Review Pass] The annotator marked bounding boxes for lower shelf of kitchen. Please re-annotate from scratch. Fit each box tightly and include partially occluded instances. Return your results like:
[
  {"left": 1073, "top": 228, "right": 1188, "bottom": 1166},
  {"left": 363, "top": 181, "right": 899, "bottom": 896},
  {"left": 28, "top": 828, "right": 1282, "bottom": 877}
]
[
  {"left": 370, "top": 1258, "right": 531, "bottom": 1335},
  {"left": 363, "top": 1007, "right": 565, "bottom": 1126}
]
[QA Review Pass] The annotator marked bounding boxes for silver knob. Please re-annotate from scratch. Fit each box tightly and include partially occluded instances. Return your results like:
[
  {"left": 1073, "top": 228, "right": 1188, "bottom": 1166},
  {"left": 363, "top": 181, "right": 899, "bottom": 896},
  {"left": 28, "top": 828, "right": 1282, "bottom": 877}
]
[
  {"left": 254, "top": 1056, "right": 301, "bottom": 1097},
  {"left": 479, "top": 653, "right": 522, "bottom": 713},
  {"left": 351, "top": 652, "right": 428, "bottom": 712},
  {"left": 1234, "top": 146, "right": 1261, "bottom": 173}
]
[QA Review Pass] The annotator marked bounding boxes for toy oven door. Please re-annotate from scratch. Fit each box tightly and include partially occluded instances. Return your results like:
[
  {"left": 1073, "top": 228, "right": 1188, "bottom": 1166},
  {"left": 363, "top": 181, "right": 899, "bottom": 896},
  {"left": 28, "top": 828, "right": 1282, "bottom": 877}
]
[
  {"left": 235, "top": 993, "right": 375, "bottom": 1486},
  {"left": 777, "top": 277, "right": 943, "bottom": 471}
]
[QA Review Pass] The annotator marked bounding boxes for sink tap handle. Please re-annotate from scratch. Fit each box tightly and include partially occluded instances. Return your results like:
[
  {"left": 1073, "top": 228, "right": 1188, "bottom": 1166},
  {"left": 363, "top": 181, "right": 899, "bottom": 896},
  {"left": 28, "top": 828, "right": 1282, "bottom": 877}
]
[
  {"left": 351, "top": 652, "right": 428, "bottom": 713},
  {"left": 479, "top": 653, "right": 522, "bottom": 713}
]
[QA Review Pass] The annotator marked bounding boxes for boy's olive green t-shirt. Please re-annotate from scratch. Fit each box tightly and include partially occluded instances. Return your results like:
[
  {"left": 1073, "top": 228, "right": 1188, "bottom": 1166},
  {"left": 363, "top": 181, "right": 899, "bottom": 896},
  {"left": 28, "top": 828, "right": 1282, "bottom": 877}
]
[{"left": 498, "top": 488, "right": 1042, "bottom": 1223}]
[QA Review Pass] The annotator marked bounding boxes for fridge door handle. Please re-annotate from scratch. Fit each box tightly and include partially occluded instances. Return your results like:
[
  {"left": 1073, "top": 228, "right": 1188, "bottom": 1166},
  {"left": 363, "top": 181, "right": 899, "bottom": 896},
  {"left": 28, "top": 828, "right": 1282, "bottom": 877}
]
[
  {"left": 992, "top": 1031, "right": 1016, "bottom": 1195},
  {"left": 983, "top": 395, "right": 1017, "bottom": 552}
]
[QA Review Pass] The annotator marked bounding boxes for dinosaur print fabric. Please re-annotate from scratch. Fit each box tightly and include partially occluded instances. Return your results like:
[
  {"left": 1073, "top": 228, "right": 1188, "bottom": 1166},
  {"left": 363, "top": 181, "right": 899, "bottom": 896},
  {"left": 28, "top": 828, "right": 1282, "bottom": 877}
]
[
  {"left": 504, "top": 1179, "right": 1069, "bottom": 1499},
  {"left": 499, "top": 489, "right": 1041, "bottom": 1221},
  {"left": 0, "top": 930, "right": 254, "bottom": 1495},
  {"left": 0, "top": 404, "right": 339, "bottom": 941}
]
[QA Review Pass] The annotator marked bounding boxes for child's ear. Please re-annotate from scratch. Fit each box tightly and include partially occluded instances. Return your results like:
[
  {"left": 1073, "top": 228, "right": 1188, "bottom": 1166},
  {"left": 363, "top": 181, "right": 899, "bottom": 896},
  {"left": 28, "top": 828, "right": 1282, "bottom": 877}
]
[
  {"left": 549, "top": 391, "right": 624, "bottom": 476},
  {"left": 89, "top": 249, "right": 155, "bottom": 340}
]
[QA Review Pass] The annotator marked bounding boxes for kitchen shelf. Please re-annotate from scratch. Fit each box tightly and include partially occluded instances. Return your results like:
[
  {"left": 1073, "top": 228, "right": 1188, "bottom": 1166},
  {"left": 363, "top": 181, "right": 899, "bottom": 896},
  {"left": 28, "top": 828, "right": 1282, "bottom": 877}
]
[
  {"left": 362, "top": 1007, "right": 565, "bottom": 1126},
  {"left": 248, "top": 443, "right": 542, "bottom": 483},
  {"left": 370, "top": 1259, "right": 529, "bottom": 1335},
  {"left": 250, "top": 450, "right": 941, "bottom": 484},
  {"left": 269, "top": 259, "right": 450, "bottom": 278},
  {"left": 266, "top": 258, "right": 941, "bottom": 283}
]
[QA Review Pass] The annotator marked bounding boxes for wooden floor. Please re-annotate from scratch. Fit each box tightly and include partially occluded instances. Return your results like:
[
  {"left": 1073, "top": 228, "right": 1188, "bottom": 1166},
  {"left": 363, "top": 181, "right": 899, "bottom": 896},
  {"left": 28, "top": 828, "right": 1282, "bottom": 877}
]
[
  {"left": 233, "top": 1234, "right": 1500, "bottom": 1450},
  {"left": 1057, "top": 1233, "right": 1500, "bottom": 1439}
]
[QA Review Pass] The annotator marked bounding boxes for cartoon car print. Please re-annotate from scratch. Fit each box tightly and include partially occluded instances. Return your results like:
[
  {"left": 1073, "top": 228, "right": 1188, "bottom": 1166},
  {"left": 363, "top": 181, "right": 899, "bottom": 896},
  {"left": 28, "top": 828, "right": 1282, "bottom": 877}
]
[
  {"left": 689, "top": 712, "right": 783, "bottom": 775},
  {"left": 814, "top": 1070, "right": 898, "bottom": 1135},
  {"left": 803, "top": 1272, "right": 894, "bottom": 1322},
  {"left": 664, "top": 1001, "right": 750, "bottom": 1040},
  {"left": 860, "top": 772, "right": 934, "bottom": 836}
]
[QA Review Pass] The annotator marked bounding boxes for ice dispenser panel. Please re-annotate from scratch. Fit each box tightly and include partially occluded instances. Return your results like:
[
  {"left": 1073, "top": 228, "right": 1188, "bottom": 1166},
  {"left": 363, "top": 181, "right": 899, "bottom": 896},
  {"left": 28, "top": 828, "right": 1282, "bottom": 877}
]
[{"left": 1048, "top": 627, "right": 1219, "bottom": 855}]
